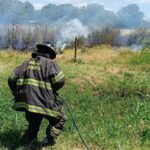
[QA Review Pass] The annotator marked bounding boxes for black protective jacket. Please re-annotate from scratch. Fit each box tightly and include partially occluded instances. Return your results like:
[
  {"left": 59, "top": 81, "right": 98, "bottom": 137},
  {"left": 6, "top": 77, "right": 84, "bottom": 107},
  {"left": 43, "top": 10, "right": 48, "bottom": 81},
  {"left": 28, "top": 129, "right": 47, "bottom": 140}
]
[{"left": 8, "top": 53, "right": 65, "bottom": 118}]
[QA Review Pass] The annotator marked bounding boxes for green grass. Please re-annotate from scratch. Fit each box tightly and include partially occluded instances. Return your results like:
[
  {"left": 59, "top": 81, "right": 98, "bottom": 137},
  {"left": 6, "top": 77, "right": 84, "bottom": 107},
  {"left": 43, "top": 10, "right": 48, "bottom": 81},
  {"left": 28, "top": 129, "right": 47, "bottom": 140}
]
[
  {"left": 0, "top": 47, "right": 150, "bottom": 150},
  {"left": 129, "top": 50, "right": 150, "bottom": 72}
]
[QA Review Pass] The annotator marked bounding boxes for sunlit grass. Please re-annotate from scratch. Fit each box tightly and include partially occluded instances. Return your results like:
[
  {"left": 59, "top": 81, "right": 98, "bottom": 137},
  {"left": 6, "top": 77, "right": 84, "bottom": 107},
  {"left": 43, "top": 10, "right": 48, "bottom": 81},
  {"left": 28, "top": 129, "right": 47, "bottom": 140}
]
[{"left": 0, "top": 46, "right": 150, "bottom": 150}]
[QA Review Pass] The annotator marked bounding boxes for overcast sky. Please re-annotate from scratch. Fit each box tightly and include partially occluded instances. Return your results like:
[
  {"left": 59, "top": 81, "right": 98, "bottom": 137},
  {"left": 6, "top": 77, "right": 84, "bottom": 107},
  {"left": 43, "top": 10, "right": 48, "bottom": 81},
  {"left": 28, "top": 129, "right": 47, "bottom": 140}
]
[{"left": 20, "top": 0, "right": 150, "bottom": 20}]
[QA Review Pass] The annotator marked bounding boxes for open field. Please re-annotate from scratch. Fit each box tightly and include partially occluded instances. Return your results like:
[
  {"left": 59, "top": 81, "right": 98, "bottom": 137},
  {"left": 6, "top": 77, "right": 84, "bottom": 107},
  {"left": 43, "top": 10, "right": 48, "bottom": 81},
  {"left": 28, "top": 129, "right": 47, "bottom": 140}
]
[{"left": 0, "top": 46, "right": 150, "bottom": 150}]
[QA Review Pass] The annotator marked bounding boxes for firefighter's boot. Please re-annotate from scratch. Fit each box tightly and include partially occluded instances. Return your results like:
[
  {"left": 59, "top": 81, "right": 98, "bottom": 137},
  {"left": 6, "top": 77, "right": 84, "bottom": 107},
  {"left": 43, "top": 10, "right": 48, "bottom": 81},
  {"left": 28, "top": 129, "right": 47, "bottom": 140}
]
[{"left": 41, "top": 136, "right": 56, "bottom": 148}]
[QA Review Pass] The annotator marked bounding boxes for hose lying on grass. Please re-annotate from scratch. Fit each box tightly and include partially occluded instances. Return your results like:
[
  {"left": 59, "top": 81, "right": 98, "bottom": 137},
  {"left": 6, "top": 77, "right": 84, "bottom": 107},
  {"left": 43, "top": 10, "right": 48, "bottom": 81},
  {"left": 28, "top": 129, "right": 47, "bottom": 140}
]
[{"left": 55, "top": 93, "right": 90, "bottom": 150}]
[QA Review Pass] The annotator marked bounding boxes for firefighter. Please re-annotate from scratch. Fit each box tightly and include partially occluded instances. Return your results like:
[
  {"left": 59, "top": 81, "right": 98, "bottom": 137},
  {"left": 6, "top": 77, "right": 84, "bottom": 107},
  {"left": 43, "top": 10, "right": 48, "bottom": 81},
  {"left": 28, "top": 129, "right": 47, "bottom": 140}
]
[{"left": 8, "top": 41, "right": 67, "bottom": 148}]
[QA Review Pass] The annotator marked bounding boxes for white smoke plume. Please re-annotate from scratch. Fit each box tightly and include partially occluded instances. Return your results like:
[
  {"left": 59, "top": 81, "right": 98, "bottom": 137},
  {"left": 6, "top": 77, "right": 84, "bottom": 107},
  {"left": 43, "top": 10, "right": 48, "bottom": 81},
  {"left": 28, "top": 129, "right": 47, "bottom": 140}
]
[{"left": 56, "top": 18, "right": 89, "bottom": 51}]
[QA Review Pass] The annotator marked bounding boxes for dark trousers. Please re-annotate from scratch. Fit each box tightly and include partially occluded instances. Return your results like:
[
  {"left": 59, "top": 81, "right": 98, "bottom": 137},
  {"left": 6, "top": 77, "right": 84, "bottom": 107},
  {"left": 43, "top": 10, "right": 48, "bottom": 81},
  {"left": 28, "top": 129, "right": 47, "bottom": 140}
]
[{"left": 25, "top": 111, "right": 67, "bottom": 142}]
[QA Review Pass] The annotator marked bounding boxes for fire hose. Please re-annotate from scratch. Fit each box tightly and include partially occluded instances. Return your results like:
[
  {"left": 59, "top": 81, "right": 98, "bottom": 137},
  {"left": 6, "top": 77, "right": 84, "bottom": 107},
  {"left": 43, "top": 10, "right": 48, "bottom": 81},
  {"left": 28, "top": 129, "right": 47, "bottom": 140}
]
[{"left": 55, "top": 93, "right": 90, "bottom": 150}]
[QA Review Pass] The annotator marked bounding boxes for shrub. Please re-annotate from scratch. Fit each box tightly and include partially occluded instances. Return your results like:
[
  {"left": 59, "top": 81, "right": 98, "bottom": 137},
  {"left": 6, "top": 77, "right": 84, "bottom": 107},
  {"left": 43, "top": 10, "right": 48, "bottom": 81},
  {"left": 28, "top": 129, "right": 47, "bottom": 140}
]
[
  {"left": 143, "top": 38, "right": 150, "bottom": 49},
  {"left": 96, "top": 72, "right": 150, "bottom": 98},
  {"left": 88, "top": 27, "right": 120, "bottom": 46},
  {"left": 129, "top": 50, "right": 150, "bottom": 65},
  {"left": 128, "top": 28, "right": 150, "bottom": 46}
]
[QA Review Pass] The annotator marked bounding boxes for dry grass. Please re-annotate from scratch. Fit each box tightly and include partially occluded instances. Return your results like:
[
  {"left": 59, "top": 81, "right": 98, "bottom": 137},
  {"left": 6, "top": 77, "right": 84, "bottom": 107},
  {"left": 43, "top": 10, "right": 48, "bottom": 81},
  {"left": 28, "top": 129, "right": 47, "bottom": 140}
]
[
  {"left": 57, "top": 45, "right": 117, "bottom": 64},
  {"left": 56, "top": 45, "right": 134, "bottom": 86},
  {"left": 0, "top": 46, "right": 145, "bottom": 90}
]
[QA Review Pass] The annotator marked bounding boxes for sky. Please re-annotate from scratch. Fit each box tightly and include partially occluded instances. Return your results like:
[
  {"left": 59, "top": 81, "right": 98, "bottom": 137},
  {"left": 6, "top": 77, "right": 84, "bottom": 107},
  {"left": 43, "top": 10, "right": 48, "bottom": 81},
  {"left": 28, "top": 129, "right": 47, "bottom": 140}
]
[{"left": 20, "top": 0, "right": 150, "bottom": 20}]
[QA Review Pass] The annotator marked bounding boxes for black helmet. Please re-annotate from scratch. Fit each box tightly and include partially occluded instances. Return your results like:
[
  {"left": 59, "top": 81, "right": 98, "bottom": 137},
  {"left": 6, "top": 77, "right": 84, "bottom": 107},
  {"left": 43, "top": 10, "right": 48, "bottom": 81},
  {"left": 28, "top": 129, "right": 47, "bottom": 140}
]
[{"left": 36, "top": 41, "right": 56, "bottom": 59}]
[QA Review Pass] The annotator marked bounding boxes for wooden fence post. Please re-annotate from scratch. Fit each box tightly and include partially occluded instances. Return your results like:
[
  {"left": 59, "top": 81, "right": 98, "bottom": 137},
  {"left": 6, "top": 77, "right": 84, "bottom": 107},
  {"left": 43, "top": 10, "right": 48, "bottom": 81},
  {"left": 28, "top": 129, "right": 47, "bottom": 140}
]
[{"left": 74, "top": 37, "right": 77, "bottom": 62}]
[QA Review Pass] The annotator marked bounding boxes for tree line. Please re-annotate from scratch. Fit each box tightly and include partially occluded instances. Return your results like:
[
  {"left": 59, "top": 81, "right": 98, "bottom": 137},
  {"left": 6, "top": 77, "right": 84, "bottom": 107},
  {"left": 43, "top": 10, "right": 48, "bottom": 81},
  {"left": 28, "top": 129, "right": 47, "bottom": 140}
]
[{"left": 0, "top": 0, "right": 149, "bottom": 29}]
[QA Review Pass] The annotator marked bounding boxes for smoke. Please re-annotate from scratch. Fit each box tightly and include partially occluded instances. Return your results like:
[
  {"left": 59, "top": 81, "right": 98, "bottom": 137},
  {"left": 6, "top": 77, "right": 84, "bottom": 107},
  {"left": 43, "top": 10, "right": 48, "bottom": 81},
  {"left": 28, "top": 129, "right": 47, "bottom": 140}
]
[
  {"left": 61, "top": 19, "right": 89, "bottom": 41},
  {"left": 56, "top": 18, "right": 89, "bottom": 51},
  {"left": 0, "top": 1, "right": 149, "bottom": 51}
]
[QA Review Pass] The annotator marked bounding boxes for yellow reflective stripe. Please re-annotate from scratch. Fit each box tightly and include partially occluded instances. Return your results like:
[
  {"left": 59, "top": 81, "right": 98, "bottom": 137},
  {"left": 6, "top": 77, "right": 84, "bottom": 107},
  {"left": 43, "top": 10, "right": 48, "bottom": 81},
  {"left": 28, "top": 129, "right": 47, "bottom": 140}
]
[
  {"left": 51, "top": 71, "right": 64, "bottom": 84},
  {"left": 17, "top": 79, "right": 51, "bottom": 90},
  {"left": 13, "top": 102, "right": 60, "bottom": 117},
  {"left": 28, "top": 61, "right": 40, "bottom": 65},
  {"left": 27, "top": 65, "right": 40, "bottom": 70},
  {"left": 51, "top": 127, "right": 61, "bottom": 135}
]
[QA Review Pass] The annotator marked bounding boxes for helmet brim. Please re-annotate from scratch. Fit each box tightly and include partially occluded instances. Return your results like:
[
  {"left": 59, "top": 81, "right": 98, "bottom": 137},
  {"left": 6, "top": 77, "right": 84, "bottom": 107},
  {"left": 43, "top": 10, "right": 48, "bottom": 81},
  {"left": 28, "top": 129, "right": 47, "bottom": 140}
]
[{"left": 36, "top": 44, "right": 56, "bottom": 59}]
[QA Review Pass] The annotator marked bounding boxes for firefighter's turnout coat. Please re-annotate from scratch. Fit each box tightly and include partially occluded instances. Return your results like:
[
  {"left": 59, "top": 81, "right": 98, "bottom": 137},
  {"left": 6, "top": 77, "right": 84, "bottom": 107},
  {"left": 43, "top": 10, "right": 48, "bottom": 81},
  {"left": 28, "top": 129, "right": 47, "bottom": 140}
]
[{"left": 8, "top": 53, "right": 65, "bottom": 118}]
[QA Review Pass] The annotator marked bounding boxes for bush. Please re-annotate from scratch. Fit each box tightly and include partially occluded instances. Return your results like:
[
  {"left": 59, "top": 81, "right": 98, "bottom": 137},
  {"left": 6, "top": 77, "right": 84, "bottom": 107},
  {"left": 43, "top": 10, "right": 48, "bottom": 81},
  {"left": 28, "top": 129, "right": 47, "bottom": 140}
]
[
  {"left": 88, "top": 27, "right": 120, "bottom": 46},
  {"left": 129, "top": 50, "right": 150, "bottom": 65},
  {"left": 0, "top": 24, "right": 57, "bottom": 50},
  {"left": 143, "top": 38, "right": 150, "bottom": 49},
  {"left": 96, "top": 72, "right": 150, "bottom": 98},
  {"left": 128, "top": 28, "right": 150, "bottom": 46}
]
